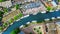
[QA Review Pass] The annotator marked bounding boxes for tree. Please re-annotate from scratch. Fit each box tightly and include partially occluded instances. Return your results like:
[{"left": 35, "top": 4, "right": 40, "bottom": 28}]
[
  {"left": 0, "top": 0, "right": 6, "bottom": 2},
  {"left": 14, "top": 16, "right": 18, "bottom": 20},
  {"left": 29, "top": 32, "right": 32, "bottom": 34},
  {"left": 34, "top": 28, "right": 36, "bottom": 30},
  {"left": 10, "top": 28, "right": 20, "bottom": 34},
  {"left": 0, "top": 26, "right": 3, "bottom": 31},
  {"left": 3, "top": 23, "right": 8, "bottom": 27},
  {"left": 47, "top": 6, "right": 52, "bottom": 11},
  {"left": 3, "top": 8, "right": 8, "bottom": 14},
  {"left": 15, "top": 4, "right": 19, "bottom": 10},
  {"left": 0, "top": 11, "right": 4, "bottom": 21}
]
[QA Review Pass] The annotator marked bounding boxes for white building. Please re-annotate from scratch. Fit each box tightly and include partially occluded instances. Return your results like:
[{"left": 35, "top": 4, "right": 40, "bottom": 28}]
[{"left": 0, "top": 1, "right": 12, "bottom": 8}]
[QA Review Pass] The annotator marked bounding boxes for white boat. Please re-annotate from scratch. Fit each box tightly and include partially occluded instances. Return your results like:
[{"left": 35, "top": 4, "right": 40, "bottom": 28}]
[
  {"left": 50, "top": 10, "right": 54, "bottom": 12},
  {"left": 20, "top": 17, "right": 24, "bottom": 19},
  {"left": 20, "top": 25, "right": 24, "bottom": 28},
  {"left": 41, "top": 11, "right": 46, "bottom": 13},
  {"left": 56, "top": 9, "right": 59, "bottom": 11},
  {"left": 57, "top": 16, "right": 60, "bottom": 19},
  {"left": 26, "top": 22, "right": 30, "bottom": 24},
  {"left": 23, "top": 15, "right": 29, "bottom": 18},
  {"left": 51, "top": 17, "right": 55, "bottom": 20},
  {"left": 33, "top": 13, "right": 37, "bottom": 15},
  {"left": 16, "top": 19, "right": 20, "bottom": 21},
  {"left": 32, "top": 20, "right": 37, "bottom": 22},
  {"left": 44, "top": 18, "right": 50, "bottom": 21},
  {"left": 10, "top": 23, "right": 13, "bottom": 25}
]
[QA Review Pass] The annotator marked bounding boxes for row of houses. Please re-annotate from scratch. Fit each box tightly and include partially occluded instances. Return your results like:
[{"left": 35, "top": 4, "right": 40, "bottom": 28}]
[
  {"left": 0, "top": 0, "right": 38, "bottom": 8},
  {"left": 0, "top": 0, "right": 12, "bottom": 8}
]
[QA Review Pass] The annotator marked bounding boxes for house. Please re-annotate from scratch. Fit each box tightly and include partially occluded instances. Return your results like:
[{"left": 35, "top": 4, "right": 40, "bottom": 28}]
[
  {"left": 56, "top": 21, "right": 60, "bottom": 34},
  {"left": 0, "top": 0, "right": 12, "bottom": 8}
]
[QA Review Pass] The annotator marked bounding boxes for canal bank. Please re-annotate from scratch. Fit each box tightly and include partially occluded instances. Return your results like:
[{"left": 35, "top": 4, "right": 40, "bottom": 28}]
[{"left": 3, "top": 10, "right": 60, "bottom": 34}]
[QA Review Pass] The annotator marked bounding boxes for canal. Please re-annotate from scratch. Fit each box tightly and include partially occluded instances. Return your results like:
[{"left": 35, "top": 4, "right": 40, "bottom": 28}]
[{"left": 3, "top": 10, "right": 60, "bottom": 34}]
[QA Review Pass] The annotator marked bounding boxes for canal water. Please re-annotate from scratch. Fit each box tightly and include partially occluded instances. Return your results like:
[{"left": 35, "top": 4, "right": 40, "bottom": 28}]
[{"left": 3, "top": 10, "right": 60, "bottom": 34}]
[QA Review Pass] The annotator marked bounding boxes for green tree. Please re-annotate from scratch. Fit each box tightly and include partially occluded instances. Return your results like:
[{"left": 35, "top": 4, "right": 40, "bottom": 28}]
[
  {"left": 29, "top": 32, "right": 32, "bottom": 34},
  {"left": 14, "top": 16, "right": 18, "bottom": 20},
  {"left": 0, "top": 26, "right": 3, "bottom": 31},
  {"left": 3, "top": 23, "right": 8, "bottom": 27},
  {"left": 10, "top": 28, "right": 20, "bottom": 34},
  {"left": 15, "top": 4, "right": 19, "bottom": 10},
  {"left": 0, "top": 11, "right": 4, "bottom": 21},
  {"left": 3, "top": 8, "right": 8, "bottom": 14},
  {"left": 0, "top": 0, "right": 6, "bottom": 2},
  {"left": 47, "top": 6, "right": 52, "bottom": 11}
]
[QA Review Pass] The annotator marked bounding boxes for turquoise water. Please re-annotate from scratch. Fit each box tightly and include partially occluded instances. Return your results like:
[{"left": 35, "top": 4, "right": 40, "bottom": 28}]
[{"left": 3, "top": 10, "right": 60, "bottom": 34}]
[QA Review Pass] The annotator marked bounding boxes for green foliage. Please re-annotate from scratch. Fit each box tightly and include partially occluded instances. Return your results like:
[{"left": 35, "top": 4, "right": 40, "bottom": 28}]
[
  {"left": 3, "top": 8, "right": 8, "bottom": 13},
  {"left": 0, "top": 0, "right": 6, "bottom": 2},
  {"left": 39, "top": 32, "right": 42, "bottom": 34},
  {"left": 29, "top": 32, "right": 32, "bottom": 34},
  {"left": 14, "top": 13, "right": 23, "bottom": 20},
  {"left": 0, "top": 11, "right": 4, "bottom": 21},
  {"left": 34, "top": 28, "right": 36, "bottom": 30},
  {"left": 3, "top": 23, "right": 8, "bottom": 27},
  {"left": 15, "top": 4, "right": 19, "bottom": 10},
  {"left": 14, "top": 16, "right": 18, "bottom": 20},
  {"left": 39, "top": 27, "right": 41, "bottom": 29},
  {"left": 10, "top": 28, "right": 20, "bottom": 34},
  {"left": 37, "top": 30, "right": 39, "bottom": 32},
  {"left": 25, "top": 24, "right": 28, "bottom": 27},
  {"left": 0, "top": 26, "right": 3, "bottom": 30},
  {"left": 58, "top": 0, "right": 60, "bottom": 2},
  {"left": 9, "top": 19, "right": 14, "bottom": 24},
  {"left": 47, "top": 6, "right": 52, "bottom": 11}
]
